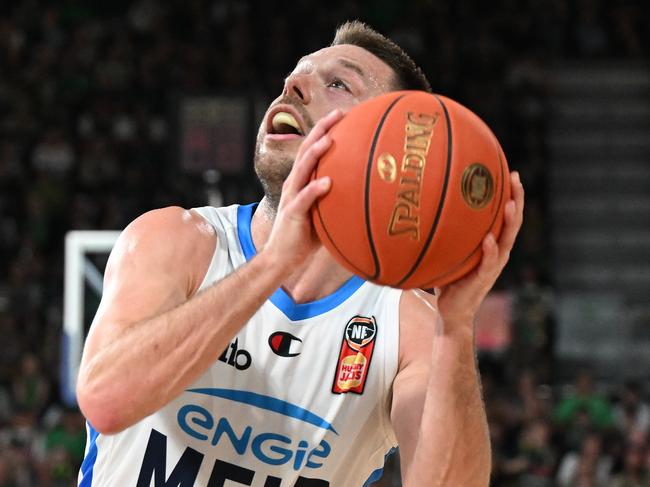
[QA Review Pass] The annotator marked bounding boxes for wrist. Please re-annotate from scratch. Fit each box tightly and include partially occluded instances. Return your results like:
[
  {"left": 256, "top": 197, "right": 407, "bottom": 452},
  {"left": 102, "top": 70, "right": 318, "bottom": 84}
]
[
  {"left": 256, "top": 245, "right": 294, "bottom": 281},
  {"left": 436, "top": 314, "right": 475, "bottom": 341}
]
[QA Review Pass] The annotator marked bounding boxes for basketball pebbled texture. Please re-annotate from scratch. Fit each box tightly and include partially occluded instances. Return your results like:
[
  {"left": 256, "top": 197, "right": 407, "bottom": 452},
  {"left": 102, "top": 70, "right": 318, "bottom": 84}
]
[{"left": 312, "top": 91, "right": 510, "bottom": 289}]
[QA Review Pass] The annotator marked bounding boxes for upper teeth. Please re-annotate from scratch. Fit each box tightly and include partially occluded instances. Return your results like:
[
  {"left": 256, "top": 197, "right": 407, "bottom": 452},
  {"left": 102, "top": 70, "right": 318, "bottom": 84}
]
[{"left": 272, "top": 112, "right": 302, "bottom": 134}]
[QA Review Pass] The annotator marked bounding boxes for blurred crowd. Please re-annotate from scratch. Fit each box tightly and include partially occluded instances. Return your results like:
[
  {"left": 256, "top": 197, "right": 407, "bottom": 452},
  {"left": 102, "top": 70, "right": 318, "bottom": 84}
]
[
  {"left": 482, "top": 370, "right": 650, "bottom": 486},
  {"left": 0, "top": 0, "right": 648, "bottom": 485}
]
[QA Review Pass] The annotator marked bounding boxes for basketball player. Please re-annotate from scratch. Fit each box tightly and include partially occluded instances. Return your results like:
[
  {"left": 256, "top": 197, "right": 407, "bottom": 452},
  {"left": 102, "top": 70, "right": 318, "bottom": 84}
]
[{"left": 76, "top": 21, "right": 524, "bottom": 487}]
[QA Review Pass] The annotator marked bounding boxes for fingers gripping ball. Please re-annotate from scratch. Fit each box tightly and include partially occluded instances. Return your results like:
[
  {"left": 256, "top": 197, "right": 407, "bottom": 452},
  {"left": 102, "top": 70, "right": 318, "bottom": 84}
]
[{"left": 311, "top": 91, "right": 511, "bottom": 289}]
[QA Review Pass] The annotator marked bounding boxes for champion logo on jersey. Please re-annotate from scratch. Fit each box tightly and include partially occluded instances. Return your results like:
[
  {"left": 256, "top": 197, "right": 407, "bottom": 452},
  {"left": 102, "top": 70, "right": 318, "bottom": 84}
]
[
  {"left": 268, "top": 331, "right": 302, "bottom": 357},
  {"left": 332, "top": 316, "right": 377, "bottom": 395}
]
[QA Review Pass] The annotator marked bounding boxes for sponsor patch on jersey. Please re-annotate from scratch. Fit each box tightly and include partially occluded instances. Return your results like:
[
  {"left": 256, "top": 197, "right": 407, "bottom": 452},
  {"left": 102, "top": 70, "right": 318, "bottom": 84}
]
[
  {"left": 218, "top": 338, "right": 252, "bottom": 370},
  {"left": 332, "top": 316, "right": 377, "bottom": 395}
]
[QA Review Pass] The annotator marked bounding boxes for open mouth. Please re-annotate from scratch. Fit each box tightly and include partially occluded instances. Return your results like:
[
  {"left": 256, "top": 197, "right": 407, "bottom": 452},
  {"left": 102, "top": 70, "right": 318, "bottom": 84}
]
[{"left": 268, "top": 111, "right": 304, "bottom": 137}]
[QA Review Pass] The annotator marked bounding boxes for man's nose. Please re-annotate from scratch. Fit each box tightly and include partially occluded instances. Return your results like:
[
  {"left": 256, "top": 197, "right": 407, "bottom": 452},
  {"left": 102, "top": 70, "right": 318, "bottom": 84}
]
[{"left": 284, "top": 73, "right": 312, "bottom": 104}]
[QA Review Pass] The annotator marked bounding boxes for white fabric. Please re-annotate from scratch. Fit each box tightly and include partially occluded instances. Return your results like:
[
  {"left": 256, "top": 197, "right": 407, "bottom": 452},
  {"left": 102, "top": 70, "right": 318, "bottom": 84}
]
[{"left": 78, "top": 203, "right": 402, "bottom": 487}]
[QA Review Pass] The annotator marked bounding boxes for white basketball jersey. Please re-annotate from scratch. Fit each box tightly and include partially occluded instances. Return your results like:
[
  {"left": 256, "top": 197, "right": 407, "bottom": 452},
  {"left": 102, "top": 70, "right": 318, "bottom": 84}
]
[{"left": 78, "top": 203, "right": 403, "bottom": 487}]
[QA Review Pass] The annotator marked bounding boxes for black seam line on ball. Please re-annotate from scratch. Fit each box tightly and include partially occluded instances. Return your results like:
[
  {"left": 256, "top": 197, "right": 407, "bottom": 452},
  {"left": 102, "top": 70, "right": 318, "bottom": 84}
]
[
  {"left": 420, "top": 136, "right": 506, "bottom": 287},
  {"left": 488, "top": 137, "right": 506, "bottom": 242},
  {"left": 315, "top": 202, "right": 371, "bottom": 279},
  {"left": 314, "top": 146, "right": 370, "bottom": 277},
  {"left": 395, "top": 94, "right": 452, "bottom": 287},
  {"left": 365, "top": 93, "right": 406, "bottom": 280}
]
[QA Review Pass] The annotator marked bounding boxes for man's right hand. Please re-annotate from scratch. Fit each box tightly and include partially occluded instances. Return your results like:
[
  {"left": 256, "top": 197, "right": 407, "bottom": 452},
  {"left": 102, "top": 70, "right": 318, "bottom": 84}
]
[{"left": 263, "top": 109, "right": 344, "bottom": 270}]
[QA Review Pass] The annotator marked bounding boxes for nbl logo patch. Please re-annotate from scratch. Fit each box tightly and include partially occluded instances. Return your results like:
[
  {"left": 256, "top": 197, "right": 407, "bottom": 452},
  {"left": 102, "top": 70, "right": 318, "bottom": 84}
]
[{"left": 332, "top": 316, "right": 377, "bottom": 395}]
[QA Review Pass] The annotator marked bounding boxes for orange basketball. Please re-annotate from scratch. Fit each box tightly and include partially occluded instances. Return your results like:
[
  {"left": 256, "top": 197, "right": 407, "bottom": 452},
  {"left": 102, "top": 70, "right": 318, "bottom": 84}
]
[{"left": 311, "top": 91, "right": 510, "bottom": 289}]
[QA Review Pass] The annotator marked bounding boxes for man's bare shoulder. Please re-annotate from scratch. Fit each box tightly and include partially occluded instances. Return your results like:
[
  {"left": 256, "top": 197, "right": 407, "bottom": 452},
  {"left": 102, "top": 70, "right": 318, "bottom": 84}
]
[
  {"left": 107, "top": 206, "right": 217, "bottom": 294},
  {"left": 397, "top": 289, "right": 438, "bottom": 373}
]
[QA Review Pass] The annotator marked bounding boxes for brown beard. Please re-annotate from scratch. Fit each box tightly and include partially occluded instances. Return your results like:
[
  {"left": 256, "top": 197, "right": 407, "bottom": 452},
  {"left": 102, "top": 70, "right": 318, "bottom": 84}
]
[{"left": 253, "top": 134, "right": 293, "bottom": 214}]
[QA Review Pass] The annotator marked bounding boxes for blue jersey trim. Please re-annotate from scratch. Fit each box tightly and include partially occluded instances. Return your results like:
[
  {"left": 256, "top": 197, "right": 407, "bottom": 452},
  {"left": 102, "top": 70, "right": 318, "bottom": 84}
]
[
  {"left": 79, "top": 422, "right": 100, "bottom": 486},
  {"left": 363, "top": 447, "right": 398, "bottom": 486},
  {"left": 188, "top": 388, "right": 338, "bottom": 435},
  {"left": 237, "top": 203, "right": 258, "bottom": 261},
  {"left": 236, "top": 203, "right": 365, "bottom": 321}
]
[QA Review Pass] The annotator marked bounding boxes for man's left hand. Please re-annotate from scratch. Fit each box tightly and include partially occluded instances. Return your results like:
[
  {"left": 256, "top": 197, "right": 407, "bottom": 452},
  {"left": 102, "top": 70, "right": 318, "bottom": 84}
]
[{"left": 436, "top": 171, "right": 525, "bottom": 328}]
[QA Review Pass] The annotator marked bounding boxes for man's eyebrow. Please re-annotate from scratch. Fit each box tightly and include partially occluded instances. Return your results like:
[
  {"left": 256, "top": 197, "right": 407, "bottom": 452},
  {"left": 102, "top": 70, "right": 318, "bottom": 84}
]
[{"left": 338, "top": 59, "right": 366, "bottom": 79}]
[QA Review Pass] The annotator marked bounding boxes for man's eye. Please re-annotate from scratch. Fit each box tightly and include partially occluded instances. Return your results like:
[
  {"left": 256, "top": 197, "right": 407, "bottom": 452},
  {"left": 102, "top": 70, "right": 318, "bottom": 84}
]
[{"left": 328, "top": 79, "right": 350, "bottom": 91}]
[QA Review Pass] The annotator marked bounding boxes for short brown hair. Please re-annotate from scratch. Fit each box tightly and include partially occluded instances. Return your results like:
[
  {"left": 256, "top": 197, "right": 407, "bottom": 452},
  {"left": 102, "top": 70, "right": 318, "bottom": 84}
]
[{"left": 331, "top": 20, "right": 432, "bottom": 93}]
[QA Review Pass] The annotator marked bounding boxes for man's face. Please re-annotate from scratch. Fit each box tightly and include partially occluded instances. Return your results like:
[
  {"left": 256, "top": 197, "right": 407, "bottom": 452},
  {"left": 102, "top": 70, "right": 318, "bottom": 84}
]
[{"left": 254, "top": 44, "right": 396, "bottom": 206}]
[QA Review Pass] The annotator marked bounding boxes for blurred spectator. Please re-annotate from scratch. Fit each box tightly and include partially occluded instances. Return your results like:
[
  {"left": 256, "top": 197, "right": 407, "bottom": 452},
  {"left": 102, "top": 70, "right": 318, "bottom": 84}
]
[
  {"left": 556, "top": 431, "right": 613, "bottom": 487},
  {"left": 11, "top": 353, "right": 50, "bottom": 416},
  {"left": 610, "top": 445, "right": 649, "bottom": 487},
  {"left": 40, "top": 446, "right": 78, "bottom": 486},
  {"left": 43, "top": 408, "right": 86, "bottom": 466},
  {"left": 0, "top": 452, "right": 12, "bottom": 487},
  {"left": 31, "top": 128, "right": 75, "bottom": 180},
  {"left": 6, "top": 438, "right": 40, "bottom": 487},
  {"left": 77, "top": 136, "right": 121, "bottom": 190},
  {"left": 573, "top": 0, "right": 610, "bottom": 56},
  {"left": 500, "top": 419, "right": 556, "bottom": 487},
  {"left": 554, "top": 371, "right": 614, "bottom": 450},
  {"left": 0, "top": 409, "right": 42, "bottom": 486},
  {"left": 0, "top": 386, "right": 11, "bottom": 426},
  {"left": 0, "top": 313, "right": 24, "bottom": 384},
  {"left": 614, "top": 382, "right": 650, "bottom": 438},
  {"left": 512, "top": 267, "right": 555, "bottom": 382},
  {"left": 516, "top": 369, "right": 553, "bottom": 422},
  {"left": 610, "top": 0, "right": 646, "bottom": 57}
]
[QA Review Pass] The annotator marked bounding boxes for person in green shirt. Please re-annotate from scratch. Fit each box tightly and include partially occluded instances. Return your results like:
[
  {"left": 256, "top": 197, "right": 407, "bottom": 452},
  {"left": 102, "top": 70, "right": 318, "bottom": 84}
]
[
  {"left": 44, "top": 408, "right": 86, "bottom": 465},
  {"left": 554, "top": 370, "right": 614, "bottom": 430}
]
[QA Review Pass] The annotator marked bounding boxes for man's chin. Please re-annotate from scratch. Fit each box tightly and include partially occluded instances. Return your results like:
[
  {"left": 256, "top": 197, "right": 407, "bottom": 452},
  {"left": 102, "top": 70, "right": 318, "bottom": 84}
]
[
  {"left": 254, "top": 160, "right": 293, "bottom": 200},
  {"left": 261, "top": 135, "right": 304, "bottom": 157}
]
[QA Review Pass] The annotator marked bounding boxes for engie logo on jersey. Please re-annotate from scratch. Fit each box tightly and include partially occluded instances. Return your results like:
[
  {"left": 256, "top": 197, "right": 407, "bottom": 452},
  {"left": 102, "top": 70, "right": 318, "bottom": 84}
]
[
  {"left": 133, "top": 389, "right": 335, "bottom": 486},
  {"left": 332, "top": 316, "right": 377, "bottom": 395}
]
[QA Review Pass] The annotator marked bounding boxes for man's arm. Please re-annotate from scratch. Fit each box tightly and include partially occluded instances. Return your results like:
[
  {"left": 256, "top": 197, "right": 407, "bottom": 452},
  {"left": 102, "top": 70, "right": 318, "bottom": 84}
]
[
  {"left": 76, "top": 207, "right": 291, "bottom": 434},
  {"left": 392, "top": 290, "right": 491, "bottom": 486},
  {"left": 76, "top": 110, "right": 343, "bottom": 434},
  {"left": 391, "top": 172, "right": 524, "bottom": 486}
]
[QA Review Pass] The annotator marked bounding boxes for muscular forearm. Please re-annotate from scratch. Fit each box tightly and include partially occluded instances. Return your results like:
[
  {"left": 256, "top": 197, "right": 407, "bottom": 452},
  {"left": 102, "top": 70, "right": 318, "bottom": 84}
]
[
  {"left": 404, "top": 324, "right": 491, "bottom": 487},
  {"left": 398, "top": 171, "right": 523, "bottom": 485},
  {"left": 77, "top": 249, "right": 286, "bottom": 433}
]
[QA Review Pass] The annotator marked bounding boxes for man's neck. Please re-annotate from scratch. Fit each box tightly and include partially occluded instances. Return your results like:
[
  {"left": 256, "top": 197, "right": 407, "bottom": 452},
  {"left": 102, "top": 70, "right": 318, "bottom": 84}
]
[
  {"left": 257, "top": 196, "right": 279, "bottom": 220},
  {"left": 251, "top": 198, "right": 354, "bottom": 303}
]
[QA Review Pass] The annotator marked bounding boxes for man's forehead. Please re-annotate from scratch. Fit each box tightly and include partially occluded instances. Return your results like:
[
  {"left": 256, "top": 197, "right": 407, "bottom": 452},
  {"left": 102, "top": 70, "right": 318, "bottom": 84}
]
[{"left": 295, "top": 44, "right": 394, "bottom": 81}]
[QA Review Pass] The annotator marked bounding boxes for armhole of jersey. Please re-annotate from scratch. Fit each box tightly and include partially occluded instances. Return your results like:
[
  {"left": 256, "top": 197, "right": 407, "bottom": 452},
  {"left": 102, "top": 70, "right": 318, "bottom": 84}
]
[
  {"left": 190, "top": 207, "right": 231, "bottom": 295},
  {"left": 381, "top": 287, "right": 402, "bottom": 447}
]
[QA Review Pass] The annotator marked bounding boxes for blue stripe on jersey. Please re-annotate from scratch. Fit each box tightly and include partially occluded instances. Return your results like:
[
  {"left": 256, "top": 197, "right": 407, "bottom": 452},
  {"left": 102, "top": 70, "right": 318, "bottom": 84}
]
[
  {"left": 363, "top": 447, "right": 398, "bottom": 486},
  {"left": 237, "top": 203, "right": 258, "bottom": 261},
  {"left": 236, "top": 203, "right": 365, "bottom": 321},
  {"left": 188, "top": 388, "right": 338, "bottom": 435},
  {"left": 79, "top": 422, "right": 100, "bottom": 486}
]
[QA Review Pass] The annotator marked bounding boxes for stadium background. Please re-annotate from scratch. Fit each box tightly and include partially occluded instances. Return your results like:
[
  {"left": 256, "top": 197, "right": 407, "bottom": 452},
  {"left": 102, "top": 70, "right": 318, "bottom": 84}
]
[{"left": 1, "top": 0, "right": 649, "bottom": 485}]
